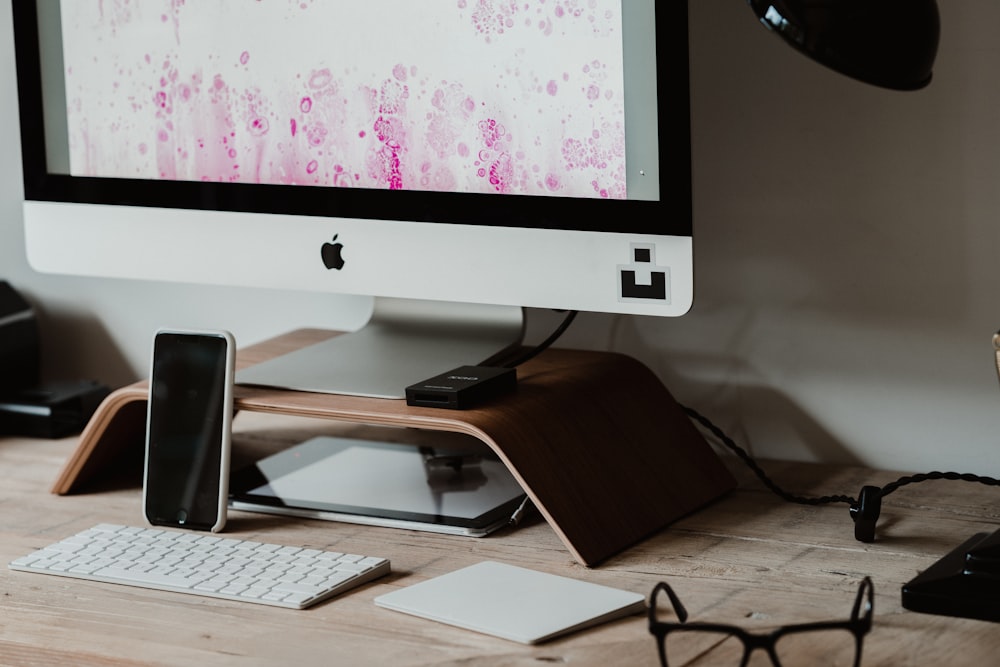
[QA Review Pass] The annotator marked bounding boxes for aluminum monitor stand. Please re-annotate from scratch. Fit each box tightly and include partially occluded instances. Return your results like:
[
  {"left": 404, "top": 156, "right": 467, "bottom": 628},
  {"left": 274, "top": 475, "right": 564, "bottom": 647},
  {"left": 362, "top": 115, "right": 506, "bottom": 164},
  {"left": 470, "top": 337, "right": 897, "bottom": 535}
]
[{"left": 236, "top": 298, "right": 525, "bottom": 399}]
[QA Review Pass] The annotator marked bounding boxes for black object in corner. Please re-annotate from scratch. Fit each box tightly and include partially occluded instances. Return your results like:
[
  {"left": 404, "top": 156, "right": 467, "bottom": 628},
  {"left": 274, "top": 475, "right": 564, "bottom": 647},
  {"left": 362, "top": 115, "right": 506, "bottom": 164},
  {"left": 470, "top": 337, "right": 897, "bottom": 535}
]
[
  {"left": 0, "top": 379, "right": 110, "bottom": 438},
  {"left": 902, "top": 528, "right": 1000, "bottom": 623},
  {"left": 0, "top": 281, "right": 40, "bottom": 391}
]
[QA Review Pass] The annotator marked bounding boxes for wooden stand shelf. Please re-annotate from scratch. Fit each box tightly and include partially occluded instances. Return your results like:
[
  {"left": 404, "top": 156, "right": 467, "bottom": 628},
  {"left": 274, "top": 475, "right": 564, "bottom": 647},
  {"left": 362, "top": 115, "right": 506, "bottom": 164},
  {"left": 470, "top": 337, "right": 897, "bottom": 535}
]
[{"left": 54, "top": 329, "right": 736, "bottom": 566}]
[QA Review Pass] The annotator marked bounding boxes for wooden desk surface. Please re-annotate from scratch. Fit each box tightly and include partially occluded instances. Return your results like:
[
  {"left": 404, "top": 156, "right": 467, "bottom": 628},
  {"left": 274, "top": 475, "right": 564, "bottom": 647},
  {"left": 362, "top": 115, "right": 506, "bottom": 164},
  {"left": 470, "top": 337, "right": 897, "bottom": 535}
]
[{"left": 2, "top": 414, "right": 999, "bottom": 666}]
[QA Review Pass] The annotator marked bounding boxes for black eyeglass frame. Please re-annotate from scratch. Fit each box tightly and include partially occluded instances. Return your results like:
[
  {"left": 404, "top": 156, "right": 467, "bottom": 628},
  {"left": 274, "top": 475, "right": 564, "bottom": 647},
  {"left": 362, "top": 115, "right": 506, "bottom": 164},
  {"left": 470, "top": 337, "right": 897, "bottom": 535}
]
[{"left": 647, "top": 576, "right": 874, "bottom": 667}]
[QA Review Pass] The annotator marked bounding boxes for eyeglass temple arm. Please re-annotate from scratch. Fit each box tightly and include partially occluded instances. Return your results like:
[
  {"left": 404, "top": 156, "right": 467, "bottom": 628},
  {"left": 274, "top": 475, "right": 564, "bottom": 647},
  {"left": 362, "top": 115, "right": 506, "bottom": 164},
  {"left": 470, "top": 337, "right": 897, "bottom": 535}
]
[
  {"left": 850, "top": 577, "right": 875, "bottom": 624},
  {"left": 651, "top": 582, "right": 689, "bottom": 624}
]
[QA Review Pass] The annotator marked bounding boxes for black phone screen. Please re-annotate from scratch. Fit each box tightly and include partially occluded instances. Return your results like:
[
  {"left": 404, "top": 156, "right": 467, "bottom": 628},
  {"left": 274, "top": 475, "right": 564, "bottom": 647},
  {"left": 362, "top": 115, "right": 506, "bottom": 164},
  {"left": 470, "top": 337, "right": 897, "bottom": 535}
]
[{"left": 144, "top": 332, "right": 230, "bottom": 530}]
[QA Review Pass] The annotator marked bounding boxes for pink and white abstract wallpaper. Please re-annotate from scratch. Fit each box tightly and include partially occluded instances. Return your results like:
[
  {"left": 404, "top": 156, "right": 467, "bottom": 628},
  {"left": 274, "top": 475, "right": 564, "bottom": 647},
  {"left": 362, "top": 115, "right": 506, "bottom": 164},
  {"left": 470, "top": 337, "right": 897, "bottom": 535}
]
[{"left": 61, "top": 0, "right": 627, "bottom": 199}]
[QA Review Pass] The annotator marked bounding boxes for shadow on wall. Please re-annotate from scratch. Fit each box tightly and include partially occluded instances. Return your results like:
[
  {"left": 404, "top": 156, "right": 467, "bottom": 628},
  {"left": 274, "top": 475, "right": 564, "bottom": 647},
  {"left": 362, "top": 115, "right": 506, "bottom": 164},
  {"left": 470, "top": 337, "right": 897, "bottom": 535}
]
[
  {"left": 30, "top": 298, "right": 134, "bottom": 389},
  {"left": 596, "top": 313, "right": 863, "bottom": 466}
]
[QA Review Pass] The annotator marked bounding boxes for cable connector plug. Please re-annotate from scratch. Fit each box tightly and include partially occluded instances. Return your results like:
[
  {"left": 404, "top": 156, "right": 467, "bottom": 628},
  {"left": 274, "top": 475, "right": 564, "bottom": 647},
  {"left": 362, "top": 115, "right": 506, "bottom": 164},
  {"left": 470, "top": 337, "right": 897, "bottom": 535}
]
[{"left": 850, "top": 485, "right": 883, "bottom": 543}]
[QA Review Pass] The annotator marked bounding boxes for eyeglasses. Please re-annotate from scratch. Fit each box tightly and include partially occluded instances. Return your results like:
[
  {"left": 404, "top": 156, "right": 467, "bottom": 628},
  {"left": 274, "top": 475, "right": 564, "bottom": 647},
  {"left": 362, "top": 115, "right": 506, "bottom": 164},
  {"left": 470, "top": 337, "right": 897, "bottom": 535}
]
[{"left": 647, "top": 577, "right": 874, "bottom": 666}]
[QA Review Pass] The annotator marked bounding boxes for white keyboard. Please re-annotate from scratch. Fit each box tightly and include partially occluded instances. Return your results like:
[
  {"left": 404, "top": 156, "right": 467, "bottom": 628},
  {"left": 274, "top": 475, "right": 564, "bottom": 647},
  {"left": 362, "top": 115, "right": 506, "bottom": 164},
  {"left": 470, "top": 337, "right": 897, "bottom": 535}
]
[{"left": 9, "top": 523, "right": 390, "bottom": 609}]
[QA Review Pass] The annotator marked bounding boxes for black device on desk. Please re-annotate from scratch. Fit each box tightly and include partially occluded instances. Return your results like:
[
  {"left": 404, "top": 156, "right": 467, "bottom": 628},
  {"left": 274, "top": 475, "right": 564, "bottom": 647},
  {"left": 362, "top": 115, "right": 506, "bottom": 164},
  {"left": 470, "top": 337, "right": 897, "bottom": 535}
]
[
  {"left": 0, "top": 281, "right": 109, "bottom": 438},
  {"left": 902, "top": 529, "right": 1000, "bottom": 622},
  {"left": 0, "top": 280, "right": 39, "bottom": 392},
  {"left": 0, "top": 380, "right": 109, "bottom": 438}
]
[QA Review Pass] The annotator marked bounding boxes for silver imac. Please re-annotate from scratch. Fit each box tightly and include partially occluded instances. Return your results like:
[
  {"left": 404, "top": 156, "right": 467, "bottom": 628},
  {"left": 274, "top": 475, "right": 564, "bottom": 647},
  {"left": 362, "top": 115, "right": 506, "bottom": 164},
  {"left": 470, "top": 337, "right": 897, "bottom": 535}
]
[{"left": 13, "top": 0, "right": 692, "bottom": 397}]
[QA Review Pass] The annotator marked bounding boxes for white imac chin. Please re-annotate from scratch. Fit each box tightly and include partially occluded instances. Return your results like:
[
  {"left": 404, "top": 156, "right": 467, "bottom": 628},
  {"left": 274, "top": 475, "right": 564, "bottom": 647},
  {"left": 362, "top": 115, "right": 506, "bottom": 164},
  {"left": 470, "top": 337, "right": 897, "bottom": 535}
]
[{"left": 15, "top": 0, "right": 693, "bottom": 398}]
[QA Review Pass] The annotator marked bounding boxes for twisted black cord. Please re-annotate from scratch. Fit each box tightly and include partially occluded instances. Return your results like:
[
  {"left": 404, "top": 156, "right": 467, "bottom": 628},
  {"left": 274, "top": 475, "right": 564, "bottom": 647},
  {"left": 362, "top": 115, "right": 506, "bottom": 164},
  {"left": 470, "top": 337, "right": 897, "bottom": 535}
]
[
  {"left": 682, "top": 406, "right": 857, "bottom": 507},
  {"left": 684, "top": 405, "right": 1000, "bottom": 510},
  {"left": 881, "top": 471, "right": 1000, "bottom": 496}
]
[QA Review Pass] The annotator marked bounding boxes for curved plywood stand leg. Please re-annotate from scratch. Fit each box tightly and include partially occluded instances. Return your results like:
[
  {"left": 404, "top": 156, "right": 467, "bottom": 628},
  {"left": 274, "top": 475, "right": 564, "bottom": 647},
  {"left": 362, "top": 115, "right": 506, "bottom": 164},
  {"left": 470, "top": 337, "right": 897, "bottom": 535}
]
[
  {"left": 51, "top": 382, "right": 149, "bottom": 495},
  {"left": 54, "top": 330, "right": 736, "bottom": 566}
]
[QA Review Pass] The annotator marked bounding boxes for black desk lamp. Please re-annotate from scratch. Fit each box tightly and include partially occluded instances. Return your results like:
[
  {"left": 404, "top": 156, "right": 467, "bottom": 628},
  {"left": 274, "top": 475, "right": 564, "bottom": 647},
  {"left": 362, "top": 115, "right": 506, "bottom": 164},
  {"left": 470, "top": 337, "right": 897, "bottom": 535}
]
[
  {"left": 746, "top": 0, "right": 940, "bottom": 90},
  {"left": 745, "top": 1, "right": 1000, "bottom": 623}
]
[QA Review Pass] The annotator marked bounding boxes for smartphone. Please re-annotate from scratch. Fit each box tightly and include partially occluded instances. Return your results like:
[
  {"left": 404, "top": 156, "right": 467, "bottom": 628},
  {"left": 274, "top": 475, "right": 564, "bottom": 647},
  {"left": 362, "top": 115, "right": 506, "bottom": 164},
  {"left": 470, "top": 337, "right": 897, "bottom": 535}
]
[{"left": 143, "top": 329, "right": 236, "bottom": 532}]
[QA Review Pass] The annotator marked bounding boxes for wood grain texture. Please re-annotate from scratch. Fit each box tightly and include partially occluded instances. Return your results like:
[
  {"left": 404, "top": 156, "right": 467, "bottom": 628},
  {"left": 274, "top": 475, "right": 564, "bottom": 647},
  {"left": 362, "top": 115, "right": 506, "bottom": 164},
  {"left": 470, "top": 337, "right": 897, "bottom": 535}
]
[
  {"left": 4, "top": 429, "right": 1000, "bottom": 665},
  {"left": 51, "top": 330, "right": 736, "bottom": 566}
]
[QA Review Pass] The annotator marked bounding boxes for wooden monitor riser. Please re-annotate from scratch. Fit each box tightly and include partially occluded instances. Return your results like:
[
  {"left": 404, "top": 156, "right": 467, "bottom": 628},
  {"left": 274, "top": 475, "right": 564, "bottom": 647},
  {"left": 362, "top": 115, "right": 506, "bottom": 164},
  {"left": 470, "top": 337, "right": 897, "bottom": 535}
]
[{"left": 54, "top": 329, "right": 736, "bottom": 566}]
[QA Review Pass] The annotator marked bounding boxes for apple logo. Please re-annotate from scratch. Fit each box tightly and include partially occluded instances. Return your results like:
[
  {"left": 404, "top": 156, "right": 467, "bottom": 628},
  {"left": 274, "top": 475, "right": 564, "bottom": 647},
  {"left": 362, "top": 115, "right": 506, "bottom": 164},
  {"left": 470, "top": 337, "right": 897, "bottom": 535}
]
[{"left": 321, "top": 234, "right": 346, "bottom": 270}]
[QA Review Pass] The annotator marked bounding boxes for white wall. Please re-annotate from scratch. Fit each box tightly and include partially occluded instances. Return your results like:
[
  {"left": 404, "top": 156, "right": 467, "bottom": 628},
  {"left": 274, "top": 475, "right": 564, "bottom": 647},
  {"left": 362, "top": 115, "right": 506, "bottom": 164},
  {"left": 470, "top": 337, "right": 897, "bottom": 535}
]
[{"left": 3, "top": 2, "right": 999, "bottom": 474}]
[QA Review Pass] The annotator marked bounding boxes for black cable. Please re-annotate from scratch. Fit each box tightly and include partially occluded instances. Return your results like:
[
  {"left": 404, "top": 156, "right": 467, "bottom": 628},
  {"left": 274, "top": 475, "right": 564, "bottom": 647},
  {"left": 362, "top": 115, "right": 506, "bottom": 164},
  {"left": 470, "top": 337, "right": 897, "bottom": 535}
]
[
  {"left": 682, "top": 404, "right": 1000, "bottom": 536},
  {"left": 501, "top": 310, "right": 578, "bottom": 368},
  {"left": 683, "top": 405, "right": 857, "bottom": 507},
  {"left": 880, "top": 470, "right": 1000, "bottom": 496}
]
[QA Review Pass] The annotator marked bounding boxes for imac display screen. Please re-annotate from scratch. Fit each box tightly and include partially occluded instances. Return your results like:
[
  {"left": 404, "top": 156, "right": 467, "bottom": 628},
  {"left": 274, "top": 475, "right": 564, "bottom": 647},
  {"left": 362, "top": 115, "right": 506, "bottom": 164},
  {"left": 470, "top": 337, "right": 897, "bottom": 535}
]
[
  {"left": 14, "top": 1, "right": 692, "bottom": 319},
  {"left": 57, "top": 1, "right": 641, "bottom": 202}
]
